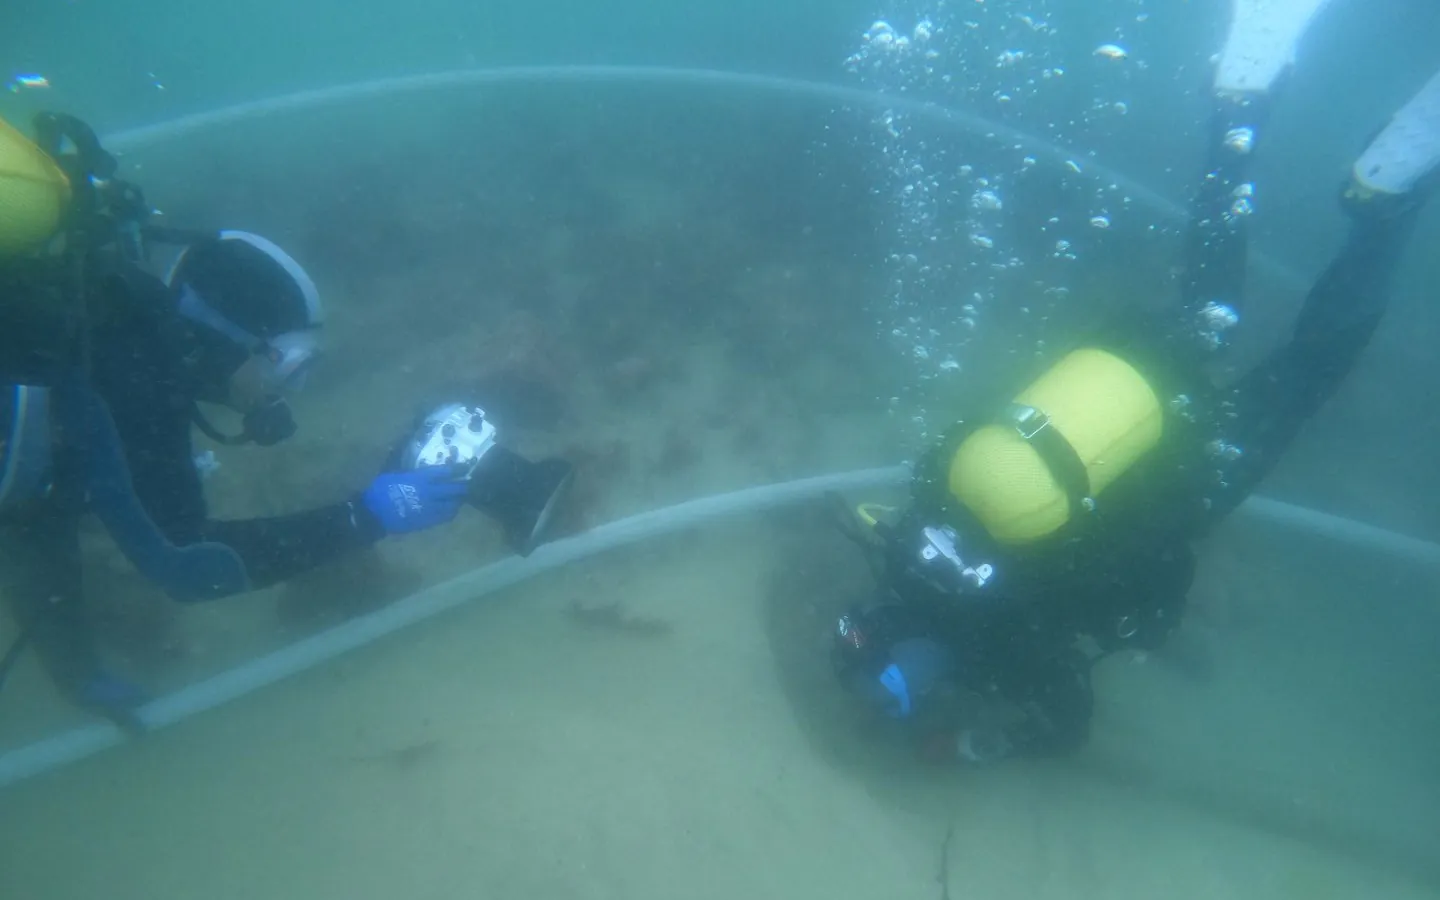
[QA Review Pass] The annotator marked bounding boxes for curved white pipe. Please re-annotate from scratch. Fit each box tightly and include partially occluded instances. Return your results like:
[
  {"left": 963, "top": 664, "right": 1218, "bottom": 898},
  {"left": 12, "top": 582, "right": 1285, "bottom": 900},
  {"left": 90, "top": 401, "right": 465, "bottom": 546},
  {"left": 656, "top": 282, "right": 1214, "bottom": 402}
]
[
  {"left": 0, "top": 467, "right": 904, "bottom": 788},
  {"left": 2, "top": 465, "right": 1436, "bottom": 789},
  {"left": 1243, "top": 496, "right": 1440, "bottom": 569},
  {"left": 102, "top": 65, "right": 1309, "bottom": 294}
]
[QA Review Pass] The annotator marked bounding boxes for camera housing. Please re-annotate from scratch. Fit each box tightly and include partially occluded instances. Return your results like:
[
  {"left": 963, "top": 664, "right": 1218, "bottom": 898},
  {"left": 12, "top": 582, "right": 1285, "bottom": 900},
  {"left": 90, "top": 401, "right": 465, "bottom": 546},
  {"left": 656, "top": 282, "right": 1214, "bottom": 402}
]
[{"left": 401, "top": 403, "right": 573, "bottom": 556}]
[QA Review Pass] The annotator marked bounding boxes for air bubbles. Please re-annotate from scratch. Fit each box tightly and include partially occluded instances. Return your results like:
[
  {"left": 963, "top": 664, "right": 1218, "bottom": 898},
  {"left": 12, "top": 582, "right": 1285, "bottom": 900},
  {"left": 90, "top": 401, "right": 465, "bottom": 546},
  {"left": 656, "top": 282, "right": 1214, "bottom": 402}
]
[
  {"left": 1206, "top": 440, "right": 1244, "bottom": 462},
  {"left": 1229, "top": 183, "right": 1255, "bottom": 217},
  {"left": 1200, "top": 302, "right": 1240, "bottom": 330},
  {"left": 1169, "top": 394, "right": 1195, "bottom": 421},
  {"left": 1223, "top": 126, "right": 1255, "bottom": 155},
  {"left": 865, "top": 20, "right": 898, "bottom": 46},
  {"left": 848, "top": 19, "right": 926, "bottom": 69},
  {"left": 1196, "top": 301, "right": 1240, "bottom": 349},
  {"left": 850, "top": 4, "right": 1154, "bottom": 444},
  {"left": 971, "top": 190, "right": 1003, "bottom": 211}
]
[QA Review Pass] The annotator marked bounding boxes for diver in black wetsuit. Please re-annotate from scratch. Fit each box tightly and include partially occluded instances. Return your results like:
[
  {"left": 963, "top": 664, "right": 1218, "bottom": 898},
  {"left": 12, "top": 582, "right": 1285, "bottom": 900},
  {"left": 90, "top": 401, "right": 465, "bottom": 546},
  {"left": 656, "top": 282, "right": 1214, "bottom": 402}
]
[
  {"left": 0, "top": 113, "right": 573, "bottom": 726},
  {"left": 829, "top": 68, "right": 1439, "bottom": 763}
]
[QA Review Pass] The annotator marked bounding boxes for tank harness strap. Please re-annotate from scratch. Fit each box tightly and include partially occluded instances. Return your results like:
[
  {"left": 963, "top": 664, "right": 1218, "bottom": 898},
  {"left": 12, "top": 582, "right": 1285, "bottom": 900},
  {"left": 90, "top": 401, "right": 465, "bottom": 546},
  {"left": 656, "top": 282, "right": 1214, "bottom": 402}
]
[{"left": 1004, "top": 403, "right": 1094, "bottom": 519}]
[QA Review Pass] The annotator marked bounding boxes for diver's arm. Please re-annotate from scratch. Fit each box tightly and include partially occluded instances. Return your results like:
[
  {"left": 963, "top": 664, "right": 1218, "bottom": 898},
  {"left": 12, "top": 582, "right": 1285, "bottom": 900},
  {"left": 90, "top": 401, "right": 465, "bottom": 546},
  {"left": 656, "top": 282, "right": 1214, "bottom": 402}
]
[
  {"left": 133, "top": 413, "right": 466, "bottom": 599},
  {"left": 189, "top": 499, "right": 385, "bottom": 594}
]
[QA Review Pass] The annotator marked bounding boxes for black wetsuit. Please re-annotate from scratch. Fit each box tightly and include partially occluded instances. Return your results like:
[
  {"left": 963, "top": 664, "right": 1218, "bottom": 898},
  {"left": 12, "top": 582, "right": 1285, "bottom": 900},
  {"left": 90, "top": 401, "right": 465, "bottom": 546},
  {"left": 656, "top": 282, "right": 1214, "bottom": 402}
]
[
  {"left": 846, "top": 104, "right": 1426, "bottom": 760},
  {"left": 0, "top": 265, "right": 384, "bottom": 695}
]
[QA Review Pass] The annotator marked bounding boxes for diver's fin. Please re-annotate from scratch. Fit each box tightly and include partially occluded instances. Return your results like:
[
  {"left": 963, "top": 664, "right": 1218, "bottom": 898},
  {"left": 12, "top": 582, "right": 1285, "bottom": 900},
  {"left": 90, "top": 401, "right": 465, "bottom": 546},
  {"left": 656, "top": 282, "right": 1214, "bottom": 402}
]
[
  {"left": 1214, "top": 0, "right": 1334, "bottom": 96},
  {"left": 1351, "top": 70, "right": 1440, "bottom": 199}
]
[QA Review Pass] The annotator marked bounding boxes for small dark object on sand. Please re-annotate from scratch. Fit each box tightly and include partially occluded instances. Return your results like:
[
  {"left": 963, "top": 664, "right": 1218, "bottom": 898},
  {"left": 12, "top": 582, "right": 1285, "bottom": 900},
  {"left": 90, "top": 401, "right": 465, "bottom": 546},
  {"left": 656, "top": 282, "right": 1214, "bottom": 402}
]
[
  {"left": 936, "top": 820, "right": 956, "bottom": 900},
  {"left": 349, "top": 739, "right": 441, "bottom": 773},
  {"left": 564, "top": 599, "right": 674, "bottom": 638}
]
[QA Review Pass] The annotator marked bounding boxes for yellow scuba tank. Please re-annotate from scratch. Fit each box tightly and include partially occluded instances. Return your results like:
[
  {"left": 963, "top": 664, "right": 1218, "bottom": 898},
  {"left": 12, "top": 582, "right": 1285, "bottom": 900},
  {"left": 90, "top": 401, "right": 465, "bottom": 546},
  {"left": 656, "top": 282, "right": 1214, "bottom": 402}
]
[
  {"left": 0, "top": 114, "right": 72, "bottom": 258},
  {"left": 948, "top": 347, "right": 1164, "bottom": 545}
]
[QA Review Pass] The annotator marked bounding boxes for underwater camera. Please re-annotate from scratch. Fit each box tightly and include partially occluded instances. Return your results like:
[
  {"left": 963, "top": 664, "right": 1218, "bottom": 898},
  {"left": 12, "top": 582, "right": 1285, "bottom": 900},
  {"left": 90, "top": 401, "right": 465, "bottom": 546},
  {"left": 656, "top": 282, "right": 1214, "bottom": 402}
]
[{"left": 399, "top": 403, "right": 574, "bottom": 556}]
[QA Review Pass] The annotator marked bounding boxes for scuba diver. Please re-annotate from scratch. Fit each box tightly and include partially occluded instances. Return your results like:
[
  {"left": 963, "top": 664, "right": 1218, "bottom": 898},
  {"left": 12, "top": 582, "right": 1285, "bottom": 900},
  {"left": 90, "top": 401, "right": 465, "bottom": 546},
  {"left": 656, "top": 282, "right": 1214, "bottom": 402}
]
[
  {"left": 0, "top": 113, "right": 574, "bottom": 728},
  {"left": 829, "top": 16, "right": 1440, "bottom": 764}
]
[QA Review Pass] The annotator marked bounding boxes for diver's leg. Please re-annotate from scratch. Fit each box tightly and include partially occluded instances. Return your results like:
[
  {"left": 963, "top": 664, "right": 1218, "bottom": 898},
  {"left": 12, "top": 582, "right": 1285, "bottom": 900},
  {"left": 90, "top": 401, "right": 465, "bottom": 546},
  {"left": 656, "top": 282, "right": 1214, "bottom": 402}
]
[
  {"left": 1, "top": 509, "right": 148, "bottom": 731},
  {"left": 0, "top": 510, "right": 100, "bottom": 697},
  {"left": 1182, "top": 0, "right": 1336, "bottom": 335},
  {"left": 1213, "top": 73, "right": 1439, "bottom": 515}
]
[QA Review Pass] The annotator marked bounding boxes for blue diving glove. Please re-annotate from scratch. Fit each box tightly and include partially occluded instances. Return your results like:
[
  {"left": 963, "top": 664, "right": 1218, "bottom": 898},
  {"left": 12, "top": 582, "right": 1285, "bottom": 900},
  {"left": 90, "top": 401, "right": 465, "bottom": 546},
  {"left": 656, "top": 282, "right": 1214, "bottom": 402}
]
[
  {"left": 361, "top": 466, "right": 470, "bottom": 535},
  {"left": 874, "top": 638, "right": 952, "bottom": 719}
]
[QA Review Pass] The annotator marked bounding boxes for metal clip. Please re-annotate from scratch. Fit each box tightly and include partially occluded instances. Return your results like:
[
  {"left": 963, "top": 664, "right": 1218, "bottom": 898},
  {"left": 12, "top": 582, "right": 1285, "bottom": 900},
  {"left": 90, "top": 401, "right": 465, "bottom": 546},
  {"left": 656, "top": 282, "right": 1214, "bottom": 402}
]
[
  {"left": 1009, "top": 404, "right": 1051, "bottom": 440},
  {"left": 1116, "top": 615, "right": 1139, "bottom": 640}
]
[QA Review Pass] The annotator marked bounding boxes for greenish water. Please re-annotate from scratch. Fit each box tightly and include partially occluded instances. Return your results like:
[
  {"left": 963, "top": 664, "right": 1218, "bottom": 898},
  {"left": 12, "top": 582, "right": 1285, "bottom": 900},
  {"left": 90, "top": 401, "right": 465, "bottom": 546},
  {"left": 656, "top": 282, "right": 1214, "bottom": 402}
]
[{"left": 2, "top": 1, "right": 1439, "bottom": 896}]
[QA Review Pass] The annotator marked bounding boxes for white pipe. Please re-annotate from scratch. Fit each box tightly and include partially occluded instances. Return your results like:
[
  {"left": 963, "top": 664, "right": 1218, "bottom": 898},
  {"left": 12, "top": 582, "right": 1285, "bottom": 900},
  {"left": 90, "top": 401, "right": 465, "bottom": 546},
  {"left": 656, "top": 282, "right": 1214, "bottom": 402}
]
[
  {"left": 102, "top": 65, "right": 1309, "bottom": 295},
  {"left": 1243, "top": 496, "right": 1440, "bottom": 569},
  {"left": 2, "top": 465, "right": 1437, "bottom": 790},
  {"left": 0, "top": 467, "right": 905, "bottom": 789}
]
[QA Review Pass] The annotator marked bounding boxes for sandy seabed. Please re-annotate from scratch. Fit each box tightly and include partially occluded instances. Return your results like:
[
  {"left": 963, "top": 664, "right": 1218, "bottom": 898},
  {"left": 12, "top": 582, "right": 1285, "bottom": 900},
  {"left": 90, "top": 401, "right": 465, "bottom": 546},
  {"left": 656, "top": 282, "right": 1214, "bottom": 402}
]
[{"left": 1, "top": 506, "right": 1437, "bottom": 899}]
